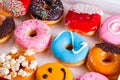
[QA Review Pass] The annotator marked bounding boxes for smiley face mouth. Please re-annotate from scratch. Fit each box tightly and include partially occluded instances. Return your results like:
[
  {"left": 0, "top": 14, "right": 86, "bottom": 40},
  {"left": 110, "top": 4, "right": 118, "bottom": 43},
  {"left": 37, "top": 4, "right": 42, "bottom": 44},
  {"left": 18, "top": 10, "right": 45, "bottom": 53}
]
[{"left": 61, "top": 68, "right": 66, "bottom": 80}]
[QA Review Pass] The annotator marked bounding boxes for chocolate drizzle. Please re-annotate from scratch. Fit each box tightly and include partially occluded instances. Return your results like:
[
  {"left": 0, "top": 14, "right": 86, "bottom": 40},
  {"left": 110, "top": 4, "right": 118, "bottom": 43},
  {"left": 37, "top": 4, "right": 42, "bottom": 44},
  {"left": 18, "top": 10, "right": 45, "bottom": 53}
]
[
  {"left": 96, "top": 43, "right": 120, "bottom": 54},
  {"left": 0, "top": 17, "right": 15, "bottom": 39}
]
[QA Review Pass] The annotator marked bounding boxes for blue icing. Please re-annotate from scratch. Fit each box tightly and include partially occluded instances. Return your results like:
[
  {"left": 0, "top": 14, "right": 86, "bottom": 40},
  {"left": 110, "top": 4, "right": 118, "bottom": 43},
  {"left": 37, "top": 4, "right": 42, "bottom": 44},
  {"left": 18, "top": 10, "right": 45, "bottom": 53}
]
[{"left": 51, "top": 31, "right": 89, "bottom": 63}]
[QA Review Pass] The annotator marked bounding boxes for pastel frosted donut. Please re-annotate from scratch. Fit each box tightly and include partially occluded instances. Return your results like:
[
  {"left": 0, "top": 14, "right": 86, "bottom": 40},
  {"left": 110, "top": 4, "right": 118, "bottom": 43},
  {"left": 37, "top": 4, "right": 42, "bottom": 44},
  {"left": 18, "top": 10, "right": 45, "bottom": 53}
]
[
  {"left": 36, "top": 63, "right": 73, "bottom": 80},
  {"left": 87, "top": 43, "right": 120, "bottom": 79},
  {"left": 14, "top": 19, "right": 52, "bottom": 52},
  {"left": 30, "top": 0, "right": 64, "bottom": 25},
  {"left": 0, "top": 0, "right": 26, "bottom": 17},
  {"left": 65, "top": 3, "right": 103, "bottom": 36},
  {"left": 51, "top": 31, "right": 89, "bottom": 66},
  {"left": 99, "top": 16, "right": 120, "bottom": 45},
  {"left": 76, "top": 72, "right": 108, "bottom": 80}
]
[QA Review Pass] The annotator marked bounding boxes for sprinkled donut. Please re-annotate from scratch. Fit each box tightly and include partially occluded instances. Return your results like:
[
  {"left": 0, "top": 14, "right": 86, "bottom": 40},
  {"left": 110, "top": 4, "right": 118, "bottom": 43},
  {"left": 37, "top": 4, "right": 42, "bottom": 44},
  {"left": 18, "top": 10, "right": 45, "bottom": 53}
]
[
  {"left": 0, "top": 0, "right": 26, "bottom": 17},
  {"left": 14, "top": 19, "right": 52, "bottom": 52},
  {"left": 99, "top": 16, "right": 120, "bottom": 45},
  {"left": 30, "top": 0, "right": 64, "bottom": 25},
  {"left": 51, "top": 31, "right": 89, "bottom": 66}
]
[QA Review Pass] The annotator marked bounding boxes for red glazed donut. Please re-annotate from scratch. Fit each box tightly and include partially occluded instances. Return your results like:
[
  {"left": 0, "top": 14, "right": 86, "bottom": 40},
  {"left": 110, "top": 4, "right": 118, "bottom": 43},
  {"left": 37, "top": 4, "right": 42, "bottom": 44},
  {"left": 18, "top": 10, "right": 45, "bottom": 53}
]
[{"left": 65, "top": 3, "right": 103, "bottom": 36}]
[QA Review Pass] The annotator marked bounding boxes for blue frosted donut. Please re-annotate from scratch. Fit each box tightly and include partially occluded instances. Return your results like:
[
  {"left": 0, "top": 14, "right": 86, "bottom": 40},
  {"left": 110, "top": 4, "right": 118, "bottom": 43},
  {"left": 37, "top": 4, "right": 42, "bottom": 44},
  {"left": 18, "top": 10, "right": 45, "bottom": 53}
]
[{"left": 51, "top": 31, "right": 89, "bottom": 66}]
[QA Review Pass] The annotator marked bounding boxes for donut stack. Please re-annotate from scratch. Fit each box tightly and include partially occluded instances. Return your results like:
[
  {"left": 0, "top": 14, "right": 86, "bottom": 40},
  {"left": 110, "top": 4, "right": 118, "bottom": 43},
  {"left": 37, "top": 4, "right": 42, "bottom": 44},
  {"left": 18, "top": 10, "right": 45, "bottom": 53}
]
[{"left": 0, "top": 0, "right": 119, "bottom": 80}]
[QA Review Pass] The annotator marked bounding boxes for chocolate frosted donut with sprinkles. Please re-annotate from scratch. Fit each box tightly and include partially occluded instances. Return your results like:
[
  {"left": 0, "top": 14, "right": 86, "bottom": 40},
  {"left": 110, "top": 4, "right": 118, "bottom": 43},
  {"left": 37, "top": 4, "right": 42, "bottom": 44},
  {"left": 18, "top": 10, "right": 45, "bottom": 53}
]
[{"left": 30, "top": 0, "right": 64, "bottom": 25}]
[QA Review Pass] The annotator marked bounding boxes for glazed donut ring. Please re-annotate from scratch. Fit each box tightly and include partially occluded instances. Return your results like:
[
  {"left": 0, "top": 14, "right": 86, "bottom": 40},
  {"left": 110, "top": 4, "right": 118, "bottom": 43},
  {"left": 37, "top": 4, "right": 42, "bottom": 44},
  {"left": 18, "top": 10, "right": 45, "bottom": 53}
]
[
  {"left": 51, "top": 31, "right": 89, "bottom": 66},
  {"left": 87, "top": 43, "right": 120, "bottom": 79},
  {"left": 30, "top": 0, "right": 64, "bottom": 24}
]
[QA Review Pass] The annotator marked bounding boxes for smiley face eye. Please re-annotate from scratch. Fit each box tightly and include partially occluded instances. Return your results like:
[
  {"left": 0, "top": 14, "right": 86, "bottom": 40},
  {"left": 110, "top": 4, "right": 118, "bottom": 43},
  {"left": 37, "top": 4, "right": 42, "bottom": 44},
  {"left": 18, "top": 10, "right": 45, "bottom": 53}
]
[
  {"left": 48, "top": 67, "right": 52, "bottom": 73},
  {"left": 43, "top": 74, "right": 48, "bottom": 79}
]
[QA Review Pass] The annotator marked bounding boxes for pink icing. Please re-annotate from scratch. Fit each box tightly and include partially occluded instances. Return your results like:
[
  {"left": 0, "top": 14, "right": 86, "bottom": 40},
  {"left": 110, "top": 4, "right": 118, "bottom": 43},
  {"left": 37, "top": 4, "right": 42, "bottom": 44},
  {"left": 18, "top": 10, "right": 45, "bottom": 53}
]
[
  {"left": 76, "top": 72, "right": 108, "bottom": 80},
  {"left": 99, "top": 16, "right": 120, "bottom": 45},
  {"left": 14, "top": 19, "right": 51, "bottom": 52}
]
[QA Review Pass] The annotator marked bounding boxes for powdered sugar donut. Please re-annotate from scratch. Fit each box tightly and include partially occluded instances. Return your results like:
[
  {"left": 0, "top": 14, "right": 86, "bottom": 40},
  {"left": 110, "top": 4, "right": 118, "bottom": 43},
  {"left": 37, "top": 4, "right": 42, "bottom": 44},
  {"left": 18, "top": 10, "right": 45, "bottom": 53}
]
[{"left": 14, "top": 20, "right": 52, "bottom": 52}]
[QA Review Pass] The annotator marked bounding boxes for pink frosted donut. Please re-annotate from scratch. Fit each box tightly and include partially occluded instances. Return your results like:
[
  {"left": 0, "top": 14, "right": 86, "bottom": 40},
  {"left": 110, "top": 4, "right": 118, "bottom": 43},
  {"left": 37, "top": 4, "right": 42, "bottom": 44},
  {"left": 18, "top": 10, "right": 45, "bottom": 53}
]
[
  {"left": 99, "top": 16, "right": 120, "bottom": 45},
  {"left": 14, "top": 19, "right": 52, "bottom": 52},
  {"left": 76, "top": 72, "right": 108, "bottom": 80}
]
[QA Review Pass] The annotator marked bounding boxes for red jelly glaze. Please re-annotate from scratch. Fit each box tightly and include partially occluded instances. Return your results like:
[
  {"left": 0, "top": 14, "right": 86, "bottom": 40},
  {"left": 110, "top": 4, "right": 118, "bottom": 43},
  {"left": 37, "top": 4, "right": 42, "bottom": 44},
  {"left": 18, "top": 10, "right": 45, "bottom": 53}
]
[
  {"left": 20, "top": 0, "right": 31, "bottom": 11},
  {"left": 65, "top": 11, "right": 101, "bottom": 34}
]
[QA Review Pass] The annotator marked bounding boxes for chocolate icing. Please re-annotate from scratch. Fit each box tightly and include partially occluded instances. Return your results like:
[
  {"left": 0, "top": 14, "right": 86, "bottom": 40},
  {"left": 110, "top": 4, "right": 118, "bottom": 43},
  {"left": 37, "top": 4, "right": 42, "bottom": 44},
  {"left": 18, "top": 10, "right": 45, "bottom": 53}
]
[
  {"left": 30, "top": 0, "right": 64, "bottom": 20},
  {"left": 96, "top": 43, "right": 120, "bottom": 54},
  {"left": 0, "top": 17, "right": 15, "bottom": 39}
]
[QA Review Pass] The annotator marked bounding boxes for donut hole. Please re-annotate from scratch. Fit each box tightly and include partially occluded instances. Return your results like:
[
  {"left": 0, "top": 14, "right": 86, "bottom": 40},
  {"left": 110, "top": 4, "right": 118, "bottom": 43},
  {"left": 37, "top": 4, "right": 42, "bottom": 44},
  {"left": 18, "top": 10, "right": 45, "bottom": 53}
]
[
  {"left": 44, "top": 4, "right": 51, "bottom": 10},
  {"left": 103, "top": 58, "right": 111, "bottom": 62},
  {"left": 65, "top": 44, "right": 73, "bottom": 50},
  {"left": 29, "top": 30, "right": 37, "bottom": 37}
]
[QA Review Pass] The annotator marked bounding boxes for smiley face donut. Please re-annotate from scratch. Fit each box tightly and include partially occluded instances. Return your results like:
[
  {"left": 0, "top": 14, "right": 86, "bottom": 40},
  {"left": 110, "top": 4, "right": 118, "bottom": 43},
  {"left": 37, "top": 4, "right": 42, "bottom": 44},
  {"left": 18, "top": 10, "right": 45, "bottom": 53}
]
[
  {"left": 87, "top": 43, "right": 120, "bottom": 79},
  {"left": 0, "top": 47, "right": 38, "bottom": 80},
  {"left": 65, "top": 3, "right": 103, "bottom": 36},
  {"left": 14, "top": 19, "right": 52, "bottom": 52},
  {"left": 51, "top": 31, "right": 89, "bottom": 66},
  {"left": 30, "top": 0, "right": 64, "bottom": 25},
  {"left": 99, "top": 16, "right": 120, "bottom": 45},
  {"left": 36, "top": 63, "right": 73, "bottom": 80}
]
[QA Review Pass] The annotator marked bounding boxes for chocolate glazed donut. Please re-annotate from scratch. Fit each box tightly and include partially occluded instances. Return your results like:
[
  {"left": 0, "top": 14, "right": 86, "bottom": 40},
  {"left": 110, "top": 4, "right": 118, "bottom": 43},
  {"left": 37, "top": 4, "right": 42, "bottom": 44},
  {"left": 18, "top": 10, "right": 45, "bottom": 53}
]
[{"left": 30, "top": 0, "right": 64, "bottom": 21}]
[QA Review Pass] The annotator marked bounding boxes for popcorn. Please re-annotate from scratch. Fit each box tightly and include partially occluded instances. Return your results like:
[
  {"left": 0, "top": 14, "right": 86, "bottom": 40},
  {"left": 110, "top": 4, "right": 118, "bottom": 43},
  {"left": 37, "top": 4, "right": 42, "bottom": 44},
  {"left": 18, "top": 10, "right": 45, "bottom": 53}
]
[
  {"left": 29, "top": 60, "right": 37, "bottom": 69},
  {"left": 11, "top": 47, "right": 18, "bottom": 54},
  {"left": 24, "top": 49, "right": 36, "bottom": 56},
  {"left": 22, "top": 60, "right": 28, "bottom": 68}
]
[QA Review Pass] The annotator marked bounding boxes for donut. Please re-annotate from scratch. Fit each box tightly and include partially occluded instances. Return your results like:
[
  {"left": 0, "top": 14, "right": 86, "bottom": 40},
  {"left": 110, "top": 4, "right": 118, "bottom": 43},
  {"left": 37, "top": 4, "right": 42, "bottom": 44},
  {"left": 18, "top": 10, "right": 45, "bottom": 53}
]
[
  {"left": 0, "top": 47, "right": 38, "bottom": 80},
  {"left": 36, "top": 63, "right": 73, "bottom": 80},
  {"left": 51, "top": 31, "right": 89, "bottom": 66},
  {"left": 0, "top": 0, "right": 26, "bottom": 17},
  {"left": 99, "top": 16, "right": 120, "bottom": 45},
  {"left": 30, "top": 0, "right": 64, "bottom": 25},
  {"left": 0, "top": 17, "right": 15, "bottom": 43},
  {"left": 76, "top": 72, "right": 108, "bottom": 80},
  {"left": 65, "top": 3, "right": 103, "bottom": 36},
  {"left": 86, "top": 43, "right": 120, "bottom": 79},
  {"left": 14, "top": 19, "right": 52, "bottom": 52}
]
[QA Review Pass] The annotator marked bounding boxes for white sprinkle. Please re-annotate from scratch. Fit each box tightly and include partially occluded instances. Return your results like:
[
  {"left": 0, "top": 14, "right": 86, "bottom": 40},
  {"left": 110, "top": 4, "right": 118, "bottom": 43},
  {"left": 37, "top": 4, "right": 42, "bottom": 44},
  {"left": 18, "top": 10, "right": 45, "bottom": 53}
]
[
  {"left": 70, "top": 3, "right": 103, "bottom": 15},
  {"left": 11, "top": 47, "right": 18, "bottom": 54},
  {"left": 4, "top": 74, "right": 11, "bottom": 80},
  {"left": 11, "top": 71, "right": 17, "bottom": 78},
  {"left": 22, "top": 60, "right": 28, "bottom": 68},
  {"left": 0, "top": 68, "right": 9, "bottom": 75},
  {"left": 18, "top": 69, "right": 27, "bottom": 77},
  {"left": 5, "top": 55, "right": 11, "bottom": 61},
  {"left": 2, "top": 61, "right": 10, "bottom": 69},
  {"left": 16, "top": 56, "right": 25, "bottom": 63},
  {"left": 11, "top": 63, "right": 20, "bottom": 72},
  {"left": 29, "top": 60, "right": 37, "bottom": 69},
  {"left": 24, "top": 49, "right": 36, "bottom": 56},
  {"left": 0, "top": 54, "right": 6, "bottom": 63}
]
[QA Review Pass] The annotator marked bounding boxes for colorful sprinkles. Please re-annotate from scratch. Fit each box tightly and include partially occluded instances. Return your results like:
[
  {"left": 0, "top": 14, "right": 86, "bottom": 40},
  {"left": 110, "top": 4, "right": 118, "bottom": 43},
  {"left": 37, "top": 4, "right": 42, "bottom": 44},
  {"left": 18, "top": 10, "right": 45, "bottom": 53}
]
[
  {"left": 30, "top": 0, "right": 64, "bottom": 20},
  {"left": 1, "top": 0, "right": 26, "bottom": 17}
]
